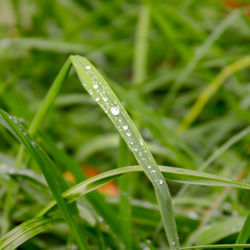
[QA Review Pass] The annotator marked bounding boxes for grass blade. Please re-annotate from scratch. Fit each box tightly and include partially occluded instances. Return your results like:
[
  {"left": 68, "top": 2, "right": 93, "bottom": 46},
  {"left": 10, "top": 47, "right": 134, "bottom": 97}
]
[
  {"left": 162, "top": 10, "right": 239, "bottom": 111},
  {"left": 38, "top": 165, "right": 250, "bottom": 217},
  {"left": 179, "top": 56, "right": 250, "bottom": 132},
  {"left": 0, "top": 109, "right": 88, "bottom": 250},
  {"left": 0, "top": 217, "right": 63, "bottom": 250},
  {"left": 1, "top": 162, "right": 250, "bottom": 249},
  {"left": 133, "top": 5, "right": 150, "bottom": 84},
  {"left": 234, "top": 211, "right": 250, "bottom": 250},
  {"left": 70, "top": 55, "right": 180, "bottom": 249}
]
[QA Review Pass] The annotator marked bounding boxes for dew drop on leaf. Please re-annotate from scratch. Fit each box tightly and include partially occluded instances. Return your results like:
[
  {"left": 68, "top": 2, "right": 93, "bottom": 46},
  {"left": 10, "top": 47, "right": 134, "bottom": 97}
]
[
  {"left": 110, "top": 106, "right": 120, "bottom": 116},
  {"left": 123, "top": 125, "right": 128, "bottom": 130}
]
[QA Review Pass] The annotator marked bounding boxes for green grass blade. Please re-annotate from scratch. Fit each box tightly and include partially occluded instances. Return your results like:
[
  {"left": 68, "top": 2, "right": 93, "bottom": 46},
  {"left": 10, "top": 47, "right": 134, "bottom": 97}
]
[
  {"left": 181, "top": 244, "right": 250, "bottom": 249},
  {"left": 1, "top": 163, "right": 250, "bottom": 249},
  {"left": 15, "top": 58, "right": 72, "bottom": 167},
  {"left": 40, "top": 132, "right": 121, "bottom": 234},
  {"left": 118, "top": 138, "right": 132, "bottom": 250},
  {"left": 70, "top": 55, "right": 180, "bottom": 249},
  {"left": 0, "top": 217, "right": 63, "bottom": 250},
  {"left": 162, "top": 10, "right": 239, "bottom": 111},
  {"left": 133, "top": 5, "right": 150, "bottom": 84},
  {"left": 234, "top": 211, "right": 250, "bottom": 250},
  {"left": 179, "top": 56, "right": 250, "bottom": 132},
  {"left": 0, "top": 109, "right": 88, "bottom": 250},
  {"left": 149, "top": 2, "right": 189, "bottom": 62},
  {"left": 39, "top": 165, "right": 250, "bottom": 217}
]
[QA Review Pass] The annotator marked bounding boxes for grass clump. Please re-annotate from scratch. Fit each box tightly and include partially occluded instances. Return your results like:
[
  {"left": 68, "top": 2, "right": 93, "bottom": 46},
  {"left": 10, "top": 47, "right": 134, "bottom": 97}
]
[{"left": 0, "top": 0, "right": 250, "bottom": 249}]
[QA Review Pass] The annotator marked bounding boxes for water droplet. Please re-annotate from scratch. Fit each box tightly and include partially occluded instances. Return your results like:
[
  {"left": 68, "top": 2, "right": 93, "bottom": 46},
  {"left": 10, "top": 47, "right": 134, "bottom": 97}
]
[
  {"left": 172, "top": 241, "right": 176, "bottom": 246},
  {"left": 159, "top": 179, "right": 163, "bottom": 184},
  {"left": 95, "top": 97, "right": 100, "bottom": 101},
  {"left": 126, "top": 132, "right": 131, "bottom": 137},
  {"left": 110, "top": 106, "right": 120, "bottom": 116},
  {"left": 103, "top": 97, "right": 107, "bottom": 102},
  {"left": 31, "top": 141, "right": 36, "bottom": 147},
  {"left": 93, "top": 84, "right": 98, "bottom": 89},
  {"left": 123, "top": 125, "right": 128, "bottom": 130},
  {"left": 147, "top": 166, "right": 151, "bottom": 169},
  {"left": 85, "top": 65, "right": 91, "bottom": 70},
  {"left": 134, "top": 148, "right": 138, "bottom": 152},
  {"left": 151, "top": 170, "right": 156, "bottom": 173}
]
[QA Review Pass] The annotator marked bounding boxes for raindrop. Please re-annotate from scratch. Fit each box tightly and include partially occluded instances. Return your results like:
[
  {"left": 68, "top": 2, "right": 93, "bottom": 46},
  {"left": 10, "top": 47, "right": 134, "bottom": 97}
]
[
  {"left": 95, "top": 97, "right": 100, "bottom": 101},
  {"left": 151, "top": 170, "right": 156, "bottom": 173},
  {"left": 103, "top": 97, "right": 108, "bottom": 102},
  {"left": 85, "top": 65, "right": 91, "bottom": 70},
  {"left": 110, "top": 106, "right": 120, "bottom": 116},
  {"left": 147, "top": 166, "right": 151, "bottom": 169},
  {"left": 31, "top": 141, "right": 36, "bottom": 147},
  {"left": 93, "top": 84, "right": 98, "bottom": 89},
  {"left": 158, "top": 179, "right": 163, "bottom": 184},
  {"left": 123, "top": 125, "right": 128, "bottom": 130},
  {"left": 126, "top": 132, "right": 131, "bottom": 137}
]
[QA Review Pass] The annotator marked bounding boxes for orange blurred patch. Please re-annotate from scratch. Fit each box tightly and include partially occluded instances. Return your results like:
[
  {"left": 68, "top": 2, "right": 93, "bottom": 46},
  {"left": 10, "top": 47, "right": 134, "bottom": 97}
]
[
  {"left": 64, "top": 166, "right": 119, "bottom": 197},
  {"left": 224, "top": 0, "right": 250, "bottom": 16}
]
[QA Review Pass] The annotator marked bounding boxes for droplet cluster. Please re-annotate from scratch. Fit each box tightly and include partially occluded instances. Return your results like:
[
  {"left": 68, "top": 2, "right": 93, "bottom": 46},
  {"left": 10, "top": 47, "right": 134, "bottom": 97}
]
[{"left": 81, "top": 60, "right": 165, "bottom": 187}]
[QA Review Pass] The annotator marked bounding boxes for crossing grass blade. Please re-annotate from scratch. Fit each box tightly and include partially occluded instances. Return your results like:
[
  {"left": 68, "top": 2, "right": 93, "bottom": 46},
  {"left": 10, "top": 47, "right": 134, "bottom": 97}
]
[
  {"left": 40, "top": 164, "right": 250, "bottom": 216},
  {"left": 1, "top": 161, "right": 250, "bottom": 249},
  {"left": 0, "top": 109, "right": 88, "bottom": 250}
]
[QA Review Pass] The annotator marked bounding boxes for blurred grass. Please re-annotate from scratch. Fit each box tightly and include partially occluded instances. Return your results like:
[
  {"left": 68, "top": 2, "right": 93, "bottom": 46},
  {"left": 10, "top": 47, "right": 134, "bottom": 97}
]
[{"left": 0, "top": 0, "right": 250, "bottom": 249}]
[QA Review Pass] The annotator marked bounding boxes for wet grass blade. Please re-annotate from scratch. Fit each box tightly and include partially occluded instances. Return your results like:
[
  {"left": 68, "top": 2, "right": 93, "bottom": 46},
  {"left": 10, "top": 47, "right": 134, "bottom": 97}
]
[
  {"left": 0, "top": 109, "right": 88, "bottom": 250},
  {"left": 70, "top": 55, "right": 180, "bottom": 249}
]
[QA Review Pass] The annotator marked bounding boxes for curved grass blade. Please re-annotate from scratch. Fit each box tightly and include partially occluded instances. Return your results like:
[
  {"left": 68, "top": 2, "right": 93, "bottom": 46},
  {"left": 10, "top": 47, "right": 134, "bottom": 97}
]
[
  {"left": 0, "top": 110, "right": 88, "bottom": 250},
  {"left": 38, "top": 165, "right": 250, "bottom": 217},
  {"left": 0, "top": 217, "right": 63, "bottom": 250},
  {"left": 1, "top": 163, "right": 250, "bottom": 249},
  {"left": 70, "top": 55, "right": 180, "bottom": 249}
]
